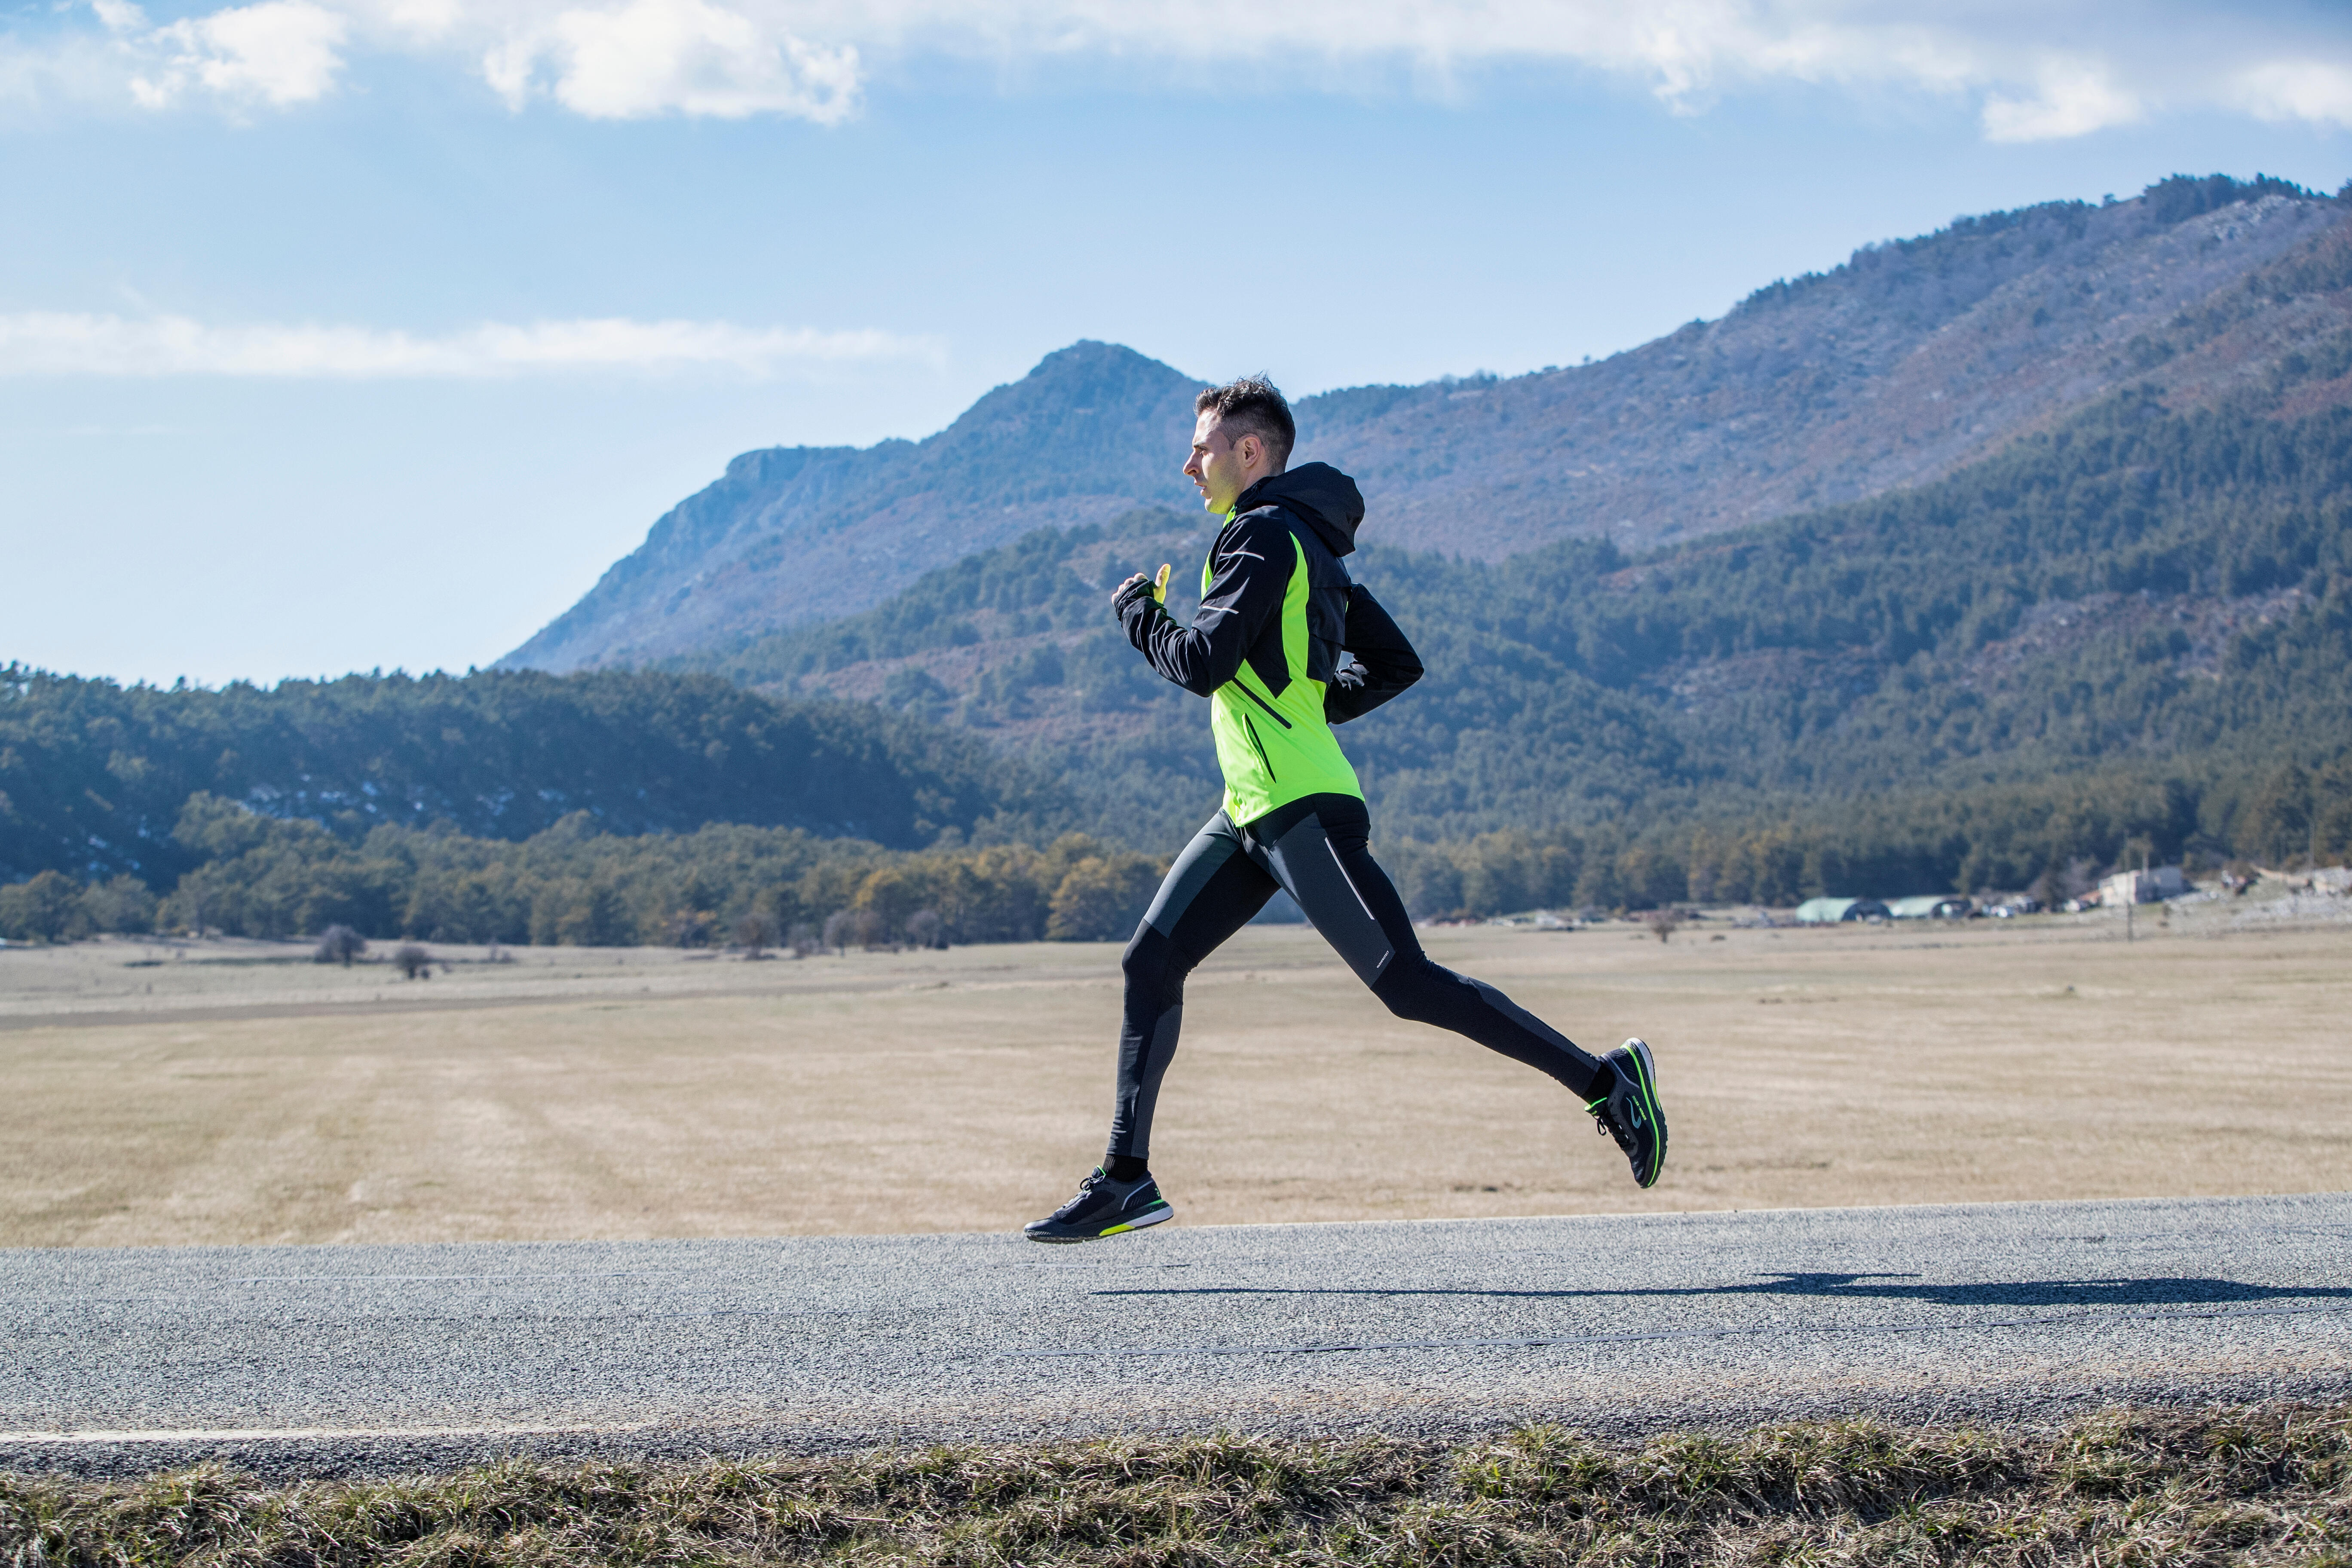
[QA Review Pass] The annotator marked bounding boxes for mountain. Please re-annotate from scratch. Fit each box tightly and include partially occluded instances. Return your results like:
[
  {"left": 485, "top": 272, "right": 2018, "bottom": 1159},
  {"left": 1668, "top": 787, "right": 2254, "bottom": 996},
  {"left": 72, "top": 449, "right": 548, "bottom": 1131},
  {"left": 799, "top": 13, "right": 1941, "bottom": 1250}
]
[
  {"left": 503, "top": 343, "right": 1203, "bottom": 673},
  {"left": 1301, "top": 174, "right": 2346, "bottom": 557},
  {"left": 676, "top": 318, "right": 2352, "bottom": 858},
  {"left": 508, "top": 175, "right": 2350, "bottom": 674}
]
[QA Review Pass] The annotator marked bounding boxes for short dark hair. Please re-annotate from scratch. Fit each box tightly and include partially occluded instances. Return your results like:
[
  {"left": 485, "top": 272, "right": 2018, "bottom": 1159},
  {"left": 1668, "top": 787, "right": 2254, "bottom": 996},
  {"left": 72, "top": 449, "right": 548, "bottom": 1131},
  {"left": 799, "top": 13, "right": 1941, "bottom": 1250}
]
[{"left": 1195, "top": 375, "right": 1294, "bottom": 472}]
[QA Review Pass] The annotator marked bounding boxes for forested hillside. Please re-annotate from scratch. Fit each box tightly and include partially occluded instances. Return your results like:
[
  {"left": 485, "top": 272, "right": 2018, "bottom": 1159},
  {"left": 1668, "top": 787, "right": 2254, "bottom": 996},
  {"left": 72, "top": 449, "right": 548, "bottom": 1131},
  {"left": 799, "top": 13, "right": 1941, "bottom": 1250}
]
[
  {"left": 691, "top": 348, "right": 2352, "bottom": 897},
  {"left": 509, "top": 175, "right": 2350, "bottom": 672},
  {"left": 0, "top": 668, "right": 1063, "bottom": 887}
]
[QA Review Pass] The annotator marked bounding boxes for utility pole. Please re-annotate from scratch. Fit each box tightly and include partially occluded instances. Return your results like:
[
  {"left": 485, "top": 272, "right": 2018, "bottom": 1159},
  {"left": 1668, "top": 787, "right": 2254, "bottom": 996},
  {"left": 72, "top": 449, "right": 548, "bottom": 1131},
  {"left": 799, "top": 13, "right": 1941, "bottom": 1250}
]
[{"left": 2123, "top": 848, "right": 2153, "bottom": 943}]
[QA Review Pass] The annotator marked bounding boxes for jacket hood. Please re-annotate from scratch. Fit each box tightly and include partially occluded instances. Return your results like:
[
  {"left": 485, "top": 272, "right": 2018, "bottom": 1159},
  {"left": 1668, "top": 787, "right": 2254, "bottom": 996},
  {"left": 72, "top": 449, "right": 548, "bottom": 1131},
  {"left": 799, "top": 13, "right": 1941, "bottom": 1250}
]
[{"left": 1234, "top": 462, "right": 1363, "bottom": 557}]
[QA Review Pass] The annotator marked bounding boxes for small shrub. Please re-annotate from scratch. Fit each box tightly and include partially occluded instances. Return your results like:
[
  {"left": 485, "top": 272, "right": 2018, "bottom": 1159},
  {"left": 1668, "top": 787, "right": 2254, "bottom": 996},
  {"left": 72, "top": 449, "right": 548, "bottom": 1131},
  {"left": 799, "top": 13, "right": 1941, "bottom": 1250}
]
[
  {"left": 393, "top": 943, "right": 432, "bottom": 980},
  {"left": 313, "top": 925, "right": 366, "bottom": 966},
  {"left": 905, "top": 909, "right": 946, "bottom": 950},
  {"left": 822, "top": 908, "right": 888, "bottom": 952},
  {"left": 733, "top": 911, "right": 775, "bottom": 958}
]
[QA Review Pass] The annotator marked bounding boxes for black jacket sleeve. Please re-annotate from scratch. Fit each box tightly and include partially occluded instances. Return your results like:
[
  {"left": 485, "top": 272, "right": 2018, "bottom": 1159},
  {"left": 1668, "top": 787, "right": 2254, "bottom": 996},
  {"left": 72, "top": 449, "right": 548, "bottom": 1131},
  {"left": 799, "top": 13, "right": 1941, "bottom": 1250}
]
[
  {"left": 1115, "top": 513, "right": 1290, "bottom": 697},
  {"left": 1324, "top": 585, "right": 1422, "bottom": 723}
]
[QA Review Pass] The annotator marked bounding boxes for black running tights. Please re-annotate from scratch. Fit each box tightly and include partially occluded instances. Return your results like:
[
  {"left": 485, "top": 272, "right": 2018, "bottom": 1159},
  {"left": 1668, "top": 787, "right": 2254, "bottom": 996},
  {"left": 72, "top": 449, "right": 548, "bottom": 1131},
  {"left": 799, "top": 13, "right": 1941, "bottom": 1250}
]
[{"left": 1109, "top": 793, "right": 1609, "bottom": 1161}]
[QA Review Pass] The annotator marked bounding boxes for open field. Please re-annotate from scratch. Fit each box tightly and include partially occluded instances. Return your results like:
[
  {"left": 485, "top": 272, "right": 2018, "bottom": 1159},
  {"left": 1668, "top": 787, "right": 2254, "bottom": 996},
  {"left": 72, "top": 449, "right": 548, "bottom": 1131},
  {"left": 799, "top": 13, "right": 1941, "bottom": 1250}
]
[{"left": 0, "top": 910, "right": 2348, "bottom": 1247}]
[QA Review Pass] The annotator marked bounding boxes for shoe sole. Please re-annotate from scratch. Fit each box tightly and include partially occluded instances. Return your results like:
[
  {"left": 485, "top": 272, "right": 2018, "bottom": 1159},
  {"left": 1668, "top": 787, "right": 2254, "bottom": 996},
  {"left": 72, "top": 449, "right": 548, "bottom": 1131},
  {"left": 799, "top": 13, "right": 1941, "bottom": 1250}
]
[
  {"left": 1023, "top": 1203, "right": 1176, "bottom": 1243},
  {"left": 1620, "top": 1037, "right": 1667, "bottom": 1188}
]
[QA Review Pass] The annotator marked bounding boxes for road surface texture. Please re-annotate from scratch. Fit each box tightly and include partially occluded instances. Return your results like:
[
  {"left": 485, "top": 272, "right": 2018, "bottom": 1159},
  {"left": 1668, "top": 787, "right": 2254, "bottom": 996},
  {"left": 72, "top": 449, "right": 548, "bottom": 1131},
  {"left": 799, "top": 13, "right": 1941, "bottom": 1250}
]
[{"left": 4, "top": 1193, "right": 2348, "bottom": 1477}]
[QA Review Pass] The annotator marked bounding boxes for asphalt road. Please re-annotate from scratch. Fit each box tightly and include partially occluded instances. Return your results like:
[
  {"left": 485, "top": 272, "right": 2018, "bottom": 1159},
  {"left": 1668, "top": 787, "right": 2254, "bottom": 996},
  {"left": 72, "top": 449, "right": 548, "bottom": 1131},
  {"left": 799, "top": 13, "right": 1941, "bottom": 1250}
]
[{"left": 4, "top": 1192, "right": 2348, "bottom": 1476}]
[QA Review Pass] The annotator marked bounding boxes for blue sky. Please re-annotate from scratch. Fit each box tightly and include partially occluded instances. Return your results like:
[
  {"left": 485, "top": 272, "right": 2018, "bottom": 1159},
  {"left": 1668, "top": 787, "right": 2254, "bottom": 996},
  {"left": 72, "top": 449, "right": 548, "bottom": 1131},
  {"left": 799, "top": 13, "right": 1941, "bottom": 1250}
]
[{"left": 3, "top": 0, "right": 2349, "bottom": 686}]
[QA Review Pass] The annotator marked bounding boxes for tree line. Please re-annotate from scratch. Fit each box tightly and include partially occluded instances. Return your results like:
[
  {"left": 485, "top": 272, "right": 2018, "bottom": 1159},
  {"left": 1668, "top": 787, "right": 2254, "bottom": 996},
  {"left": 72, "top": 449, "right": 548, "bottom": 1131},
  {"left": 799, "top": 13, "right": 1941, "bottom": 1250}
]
[
  {"left": 0, "top": 665, "right": 1063, "bottom": 888},
  {"left": 0, "top": 792, "right": 1161, "bottom": 948},
  {"left": 1381, "top": 755, "right": 2351, "bottom": 917},
  {"left": 6, "top": 753, "right": 2344, "bottom": 946}
]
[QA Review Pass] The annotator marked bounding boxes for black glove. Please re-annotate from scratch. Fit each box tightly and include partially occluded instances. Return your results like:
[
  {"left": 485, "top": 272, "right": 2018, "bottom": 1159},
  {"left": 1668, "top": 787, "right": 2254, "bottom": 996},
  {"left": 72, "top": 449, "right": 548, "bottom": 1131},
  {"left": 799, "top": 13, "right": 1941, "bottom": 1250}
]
[{"left": 1111, "top": 574, "right": 1161, "bottom": 619}]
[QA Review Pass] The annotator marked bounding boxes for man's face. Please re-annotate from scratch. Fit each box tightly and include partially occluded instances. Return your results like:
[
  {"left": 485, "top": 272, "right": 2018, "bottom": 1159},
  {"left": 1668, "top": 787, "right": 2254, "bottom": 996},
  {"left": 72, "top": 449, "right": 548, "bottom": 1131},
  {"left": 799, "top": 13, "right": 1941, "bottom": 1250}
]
[{"left": 1184, "top": 412, "right": 1258, "bottom": 514}]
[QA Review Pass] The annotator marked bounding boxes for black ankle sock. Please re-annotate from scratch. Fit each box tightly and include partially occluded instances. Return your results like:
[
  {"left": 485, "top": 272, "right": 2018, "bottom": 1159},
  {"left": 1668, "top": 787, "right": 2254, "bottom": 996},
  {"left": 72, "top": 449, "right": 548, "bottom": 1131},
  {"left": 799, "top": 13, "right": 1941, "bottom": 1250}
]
[{"left": 1106, "top": 1155, "right": 1149, "bottom": 1182}]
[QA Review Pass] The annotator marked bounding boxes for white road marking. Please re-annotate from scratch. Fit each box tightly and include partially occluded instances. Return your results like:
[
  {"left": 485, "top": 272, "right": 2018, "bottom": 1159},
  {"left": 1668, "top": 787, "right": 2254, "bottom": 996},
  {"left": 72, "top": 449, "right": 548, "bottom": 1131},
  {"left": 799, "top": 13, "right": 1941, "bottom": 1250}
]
[{"left": 0, "top": 1421, "right": 662, "bottom": 1444}]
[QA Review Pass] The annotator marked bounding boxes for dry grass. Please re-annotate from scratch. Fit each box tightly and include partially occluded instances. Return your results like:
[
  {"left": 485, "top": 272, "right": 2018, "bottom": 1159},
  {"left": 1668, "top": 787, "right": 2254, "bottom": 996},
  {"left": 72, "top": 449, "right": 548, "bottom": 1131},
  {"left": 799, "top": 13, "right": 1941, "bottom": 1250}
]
[
  {"left": 2, "top": 1403, "right": 2347, "bottom": 1565},
  {"left": 2, "top": 916, "right": 2349, "bottom": 1247}
]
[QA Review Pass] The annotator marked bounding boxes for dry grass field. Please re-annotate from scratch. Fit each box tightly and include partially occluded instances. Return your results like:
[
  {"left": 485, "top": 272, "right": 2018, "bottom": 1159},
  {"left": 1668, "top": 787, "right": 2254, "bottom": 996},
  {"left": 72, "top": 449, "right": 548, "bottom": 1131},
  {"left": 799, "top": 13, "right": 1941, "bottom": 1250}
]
[{"left": 0, "top": 908, "right": 2347, "bottom": 1248}]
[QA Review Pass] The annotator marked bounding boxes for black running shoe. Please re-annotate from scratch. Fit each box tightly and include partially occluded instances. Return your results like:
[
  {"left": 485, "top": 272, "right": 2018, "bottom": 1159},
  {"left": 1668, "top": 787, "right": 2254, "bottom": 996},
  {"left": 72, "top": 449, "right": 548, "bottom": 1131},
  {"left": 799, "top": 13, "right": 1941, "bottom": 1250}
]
[
  {"left": 1023, "top": 1167, "right": 1175, "bottom": 1243},
  {"left": 1586, "top": 1037, "right": 1667, "bottom": 1188}
]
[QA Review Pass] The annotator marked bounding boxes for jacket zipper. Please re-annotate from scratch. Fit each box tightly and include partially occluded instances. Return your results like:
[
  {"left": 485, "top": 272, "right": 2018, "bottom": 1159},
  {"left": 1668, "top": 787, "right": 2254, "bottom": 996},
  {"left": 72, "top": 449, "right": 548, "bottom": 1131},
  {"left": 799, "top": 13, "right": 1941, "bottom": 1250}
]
[
  {"left": 1241, "top": 714, "right": 1278, "bottom": 781},
  {"left": 1231, "top": 677, "right": 1293, "bottom": 729}
]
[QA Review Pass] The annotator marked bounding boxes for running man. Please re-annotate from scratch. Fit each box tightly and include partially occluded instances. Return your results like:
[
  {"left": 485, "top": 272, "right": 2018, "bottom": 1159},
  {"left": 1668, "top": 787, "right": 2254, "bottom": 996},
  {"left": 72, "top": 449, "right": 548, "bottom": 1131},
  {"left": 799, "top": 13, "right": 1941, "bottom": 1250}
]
[{"left": 1025, "top": 376, "right": 1667, "bottom": 1243}]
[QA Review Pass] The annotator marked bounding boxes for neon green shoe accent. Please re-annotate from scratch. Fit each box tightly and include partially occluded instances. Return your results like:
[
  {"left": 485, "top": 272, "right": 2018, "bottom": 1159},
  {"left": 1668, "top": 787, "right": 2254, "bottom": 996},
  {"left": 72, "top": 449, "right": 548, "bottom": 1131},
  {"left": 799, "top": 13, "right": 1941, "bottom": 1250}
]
[{"left": 1100, "top": 1201, "right": 1171, "bottom": 1237}]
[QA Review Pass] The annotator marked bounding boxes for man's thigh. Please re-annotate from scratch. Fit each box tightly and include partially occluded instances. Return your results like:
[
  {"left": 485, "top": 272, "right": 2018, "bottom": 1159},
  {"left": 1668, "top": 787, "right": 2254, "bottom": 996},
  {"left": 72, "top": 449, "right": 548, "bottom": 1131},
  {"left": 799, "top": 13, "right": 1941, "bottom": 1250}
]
[
  {"left": 1139, "top": 814, "right": 1281, "bottom": 963},
  {"left": 1259, "top": 808, "right": 1401, "bottom": 988}
]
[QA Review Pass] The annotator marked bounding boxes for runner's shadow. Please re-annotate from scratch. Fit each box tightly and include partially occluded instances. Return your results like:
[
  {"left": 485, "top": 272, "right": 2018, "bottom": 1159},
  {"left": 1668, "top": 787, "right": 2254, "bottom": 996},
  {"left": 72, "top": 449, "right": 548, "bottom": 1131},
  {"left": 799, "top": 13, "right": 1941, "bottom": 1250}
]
[
  {"left": 1096, "top": 1274, "right": 2352, "bottom": 1308},
  {"left": 1666, "top": 1274, "right": 2352, "bottom": 1308}
]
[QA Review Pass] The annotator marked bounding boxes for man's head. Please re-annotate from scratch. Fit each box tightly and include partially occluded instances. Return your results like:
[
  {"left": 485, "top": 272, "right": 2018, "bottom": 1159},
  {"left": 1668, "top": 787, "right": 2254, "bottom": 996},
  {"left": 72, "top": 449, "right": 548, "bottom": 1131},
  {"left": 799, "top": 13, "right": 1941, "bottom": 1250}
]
[{"left": 1185, "top": 375, "right": 1294, "bottom": 514}]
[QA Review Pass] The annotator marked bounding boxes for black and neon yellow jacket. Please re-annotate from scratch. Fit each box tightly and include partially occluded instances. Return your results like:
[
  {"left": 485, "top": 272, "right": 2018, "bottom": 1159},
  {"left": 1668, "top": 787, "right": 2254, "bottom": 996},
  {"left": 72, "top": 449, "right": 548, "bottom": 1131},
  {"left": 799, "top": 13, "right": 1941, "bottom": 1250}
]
[{"left": 1115, "top": 462, "right": 1422, "bottom": 824}]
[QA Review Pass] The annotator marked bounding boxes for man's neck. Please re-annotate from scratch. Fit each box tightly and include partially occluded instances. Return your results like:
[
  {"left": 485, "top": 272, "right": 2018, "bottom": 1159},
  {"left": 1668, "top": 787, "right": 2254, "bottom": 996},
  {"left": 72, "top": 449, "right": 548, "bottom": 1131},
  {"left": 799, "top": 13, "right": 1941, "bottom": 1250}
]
[{"left": 1228, "top": 469, "right": 1277, "bottom": 514}]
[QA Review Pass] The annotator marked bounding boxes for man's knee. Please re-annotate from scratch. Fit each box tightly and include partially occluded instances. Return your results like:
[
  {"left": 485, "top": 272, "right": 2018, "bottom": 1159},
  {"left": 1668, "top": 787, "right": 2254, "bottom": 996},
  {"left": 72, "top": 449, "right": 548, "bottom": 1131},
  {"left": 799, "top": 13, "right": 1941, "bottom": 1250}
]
[
  {"left": 1371, "top": 957, "right": 1458, "bottom": 1025},
  {"left": 1123, "top": 924, "right": 1188, "bottom": 1006}
]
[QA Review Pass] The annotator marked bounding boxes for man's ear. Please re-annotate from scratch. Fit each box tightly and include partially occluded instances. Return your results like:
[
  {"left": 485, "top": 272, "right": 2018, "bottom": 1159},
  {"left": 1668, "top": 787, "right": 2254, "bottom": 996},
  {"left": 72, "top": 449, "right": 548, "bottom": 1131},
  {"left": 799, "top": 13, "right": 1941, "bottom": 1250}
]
[{"left": 1237, "top": 433, "right": 1261, "bottom": 470}]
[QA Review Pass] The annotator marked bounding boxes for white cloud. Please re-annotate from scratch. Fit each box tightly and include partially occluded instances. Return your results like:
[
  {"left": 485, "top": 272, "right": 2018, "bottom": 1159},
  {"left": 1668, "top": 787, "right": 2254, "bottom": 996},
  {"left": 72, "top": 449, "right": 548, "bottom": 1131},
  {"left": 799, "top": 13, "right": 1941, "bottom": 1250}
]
[
  {"left": 788, "top": 0, "right": 2350, "bottom": 144},
  {"left": 2233, "top": 58, "right": 2352, "bottom": 129},
  {"left": 0, "top": 24, "right": 141, "bottom": 109},
  {"left": 89, "top": 0, "right": 150, "bottom": 36},
  {"left": 5, "top": 0, "right": 2351, "bottom": 138},
  {"left": 0, "top": 312, "right": 941, "bottom": 377},
  {"left": 504, "top": 0, "right": 860, "bottom": 119},
  {"left": 132, "top": 0, "right": 349, "bottom": 107},
  {"left": 1981, "top": 58, "right": 2142, "bottom": 142}
]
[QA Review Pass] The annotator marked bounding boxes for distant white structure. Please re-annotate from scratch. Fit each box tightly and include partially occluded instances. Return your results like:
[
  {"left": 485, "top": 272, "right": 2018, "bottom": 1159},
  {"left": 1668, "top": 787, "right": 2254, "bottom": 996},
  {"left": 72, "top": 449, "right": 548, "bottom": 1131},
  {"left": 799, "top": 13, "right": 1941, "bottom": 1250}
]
[
  {"left": 2100, "top": 866, "right": 2186, "bottom": 906},
  {"left": 1885, "top": 894, "right": 1975, "bottom": 919},
  {"left": 1795, "top": 897, "right": 1889, "bottom": 924}
]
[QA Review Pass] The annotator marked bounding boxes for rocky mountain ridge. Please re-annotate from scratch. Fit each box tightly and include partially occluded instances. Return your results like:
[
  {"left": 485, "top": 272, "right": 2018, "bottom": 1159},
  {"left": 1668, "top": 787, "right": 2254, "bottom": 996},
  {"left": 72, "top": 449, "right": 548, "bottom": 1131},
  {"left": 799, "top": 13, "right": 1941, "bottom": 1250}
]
[{"left": 505, "top": 175, "right": 2349, "bottom": 675}]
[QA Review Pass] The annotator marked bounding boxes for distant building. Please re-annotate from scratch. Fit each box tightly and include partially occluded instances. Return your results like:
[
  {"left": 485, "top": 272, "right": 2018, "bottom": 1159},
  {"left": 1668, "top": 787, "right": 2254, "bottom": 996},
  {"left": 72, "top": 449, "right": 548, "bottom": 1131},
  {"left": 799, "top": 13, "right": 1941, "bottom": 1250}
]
[
  {"left": 2099, "top": 866, "right": 2186, "bottom": 906},
  {"left": 1794, "top": 897, "right": 1890, "bottom": 924},
  {"left": 1885, "top": 894, "right": 1975, "bottom": 919}
]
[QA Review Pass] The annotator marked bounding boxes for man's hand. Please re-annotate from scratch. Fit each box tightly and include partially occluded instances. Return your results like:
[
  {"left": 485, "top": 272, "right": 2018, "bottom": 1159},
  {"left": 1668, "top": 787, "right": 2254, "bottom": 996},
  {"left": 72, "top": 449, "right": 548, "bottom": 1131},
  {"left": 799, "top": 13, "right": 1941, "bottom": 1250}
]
[{"left": 1110, "top": 564, "right": 1173, "bottom": 615}]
